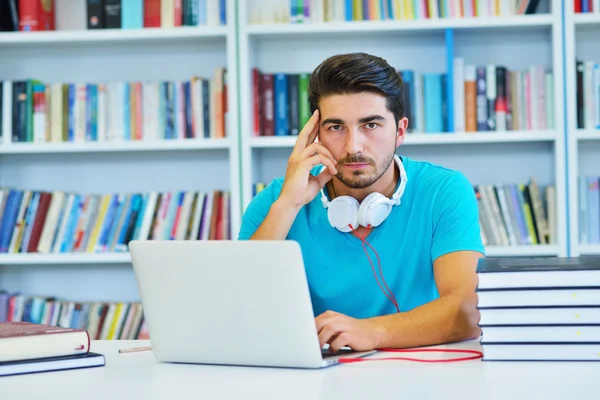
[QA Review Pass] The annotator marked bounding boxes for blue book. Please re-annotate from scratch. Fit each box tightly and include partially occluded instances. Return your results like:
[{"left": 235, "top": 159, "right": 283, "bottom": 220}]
[
  {"left": 274, "top": 74, "right": 289, "bottom": 136},
  {"left": 423, "top": 73, "right": 443, "bottom": 133},
  {"left": 345, "top": 0, "right": 354, "bottom": 20},
  {"left": 122, "top": 0, "right": 143, "bottom": 29}
]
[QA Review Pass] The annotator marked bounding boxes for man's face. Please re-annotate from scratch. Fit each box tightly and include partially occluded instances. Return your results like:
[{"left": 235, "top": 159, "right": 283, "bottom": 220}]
[{"left": 318, "top": 92, "right": 404, "bottom": 189}]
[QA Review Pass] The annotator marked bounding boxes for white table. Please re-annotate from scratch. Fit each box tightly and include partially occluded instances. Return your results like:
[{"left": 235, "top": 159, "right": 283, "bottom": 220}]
[{"left": 0, "top": 339, "right": 598, "bottom": 399}]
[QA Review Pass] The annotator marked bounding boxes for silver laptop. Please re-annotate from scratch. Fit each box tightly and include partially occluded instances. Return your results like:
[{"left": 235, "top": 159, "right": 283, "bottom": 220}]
[{"left": 128, "top": 240, "right": 376, "bottom": 368}]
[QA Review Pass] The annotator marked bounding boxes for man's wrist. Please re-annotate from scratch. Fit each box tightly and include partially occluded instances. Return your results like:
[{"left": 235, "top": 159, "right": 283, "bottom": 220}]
[
  {"left": 367, "top": 317, "right": 390, "bottom": 349},
  {"left": 272, "top": 197, "right": 303, "bottom": 217}
]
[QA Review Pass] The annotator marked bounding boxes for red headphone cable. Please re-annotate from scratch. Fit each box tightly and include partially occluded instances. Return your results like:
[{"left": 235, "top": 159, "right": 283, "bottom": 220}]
[
  {"left": 350, "top": 224, "right": 400, "bottom": 313},
  {"left": 338, "top": 348, "right": 484, "bottom": 363}
]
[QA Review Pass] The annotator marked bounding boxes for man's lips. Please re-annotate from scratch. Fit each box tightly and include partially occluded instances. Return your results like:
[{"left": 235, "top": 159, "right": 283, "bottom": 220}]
[{"left": 344, "top": 163, "right": 369, "bottom": 169}]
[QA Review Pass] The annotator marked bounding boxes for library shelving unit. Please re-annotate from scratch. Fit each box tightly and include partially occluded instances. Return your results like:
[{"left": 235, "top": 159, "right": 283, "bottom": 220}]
[
  {"left": 565, "top": 3, "right": 600, "bottom": 256},
  {"left": 0, "top": 0, "right": 239, "bottom": 302},
  {"left": 238, "top": 0, "right": 567, "bottom": 258}
]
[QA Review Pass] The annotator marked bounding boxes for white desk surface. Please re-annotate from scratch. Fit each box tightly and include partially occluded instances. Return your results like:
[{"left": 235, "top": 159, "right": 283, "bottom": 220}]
[{"left": 1, "top": 339, "right": 598, "bottom": 400}]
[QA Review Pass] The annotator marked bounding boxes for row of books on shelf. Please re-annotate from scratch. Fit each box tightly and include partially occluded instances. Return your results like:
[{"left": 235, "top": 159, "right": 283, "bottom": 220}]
[
  {"left": 248, "top": 0, "right": 544, "bottom": 24},
  {"left": 452, "top": 60, "right": 554, "bottom": 133},
  {"left": 0, "top": 291, "right": 148, "bottom": 341},
  {"left": 576, "top": 60, "right": 600, "bottom": 130},
  {"left": 579, "top": 175, "right": 600, "bottom": 244},
  {"left": 476, "top": 256, "right": 600, "bottom": 361},
  {"left": 251, "top": 62, "right": 554, "bottom": 137},
  {"left": 0, "top": 71, "right": 227, "bottom": 144},
  {"left": 0, "top": 188, "right": 231, "bottom": 255},
  {"left": 476, "top": 179, "right": 554, "bottom": 248},
  {"left": 575, "top": 0, "right": 599, "bottom": 13},
  {"left": 0, "top": 0, "right": 225, "bottom": 33}
]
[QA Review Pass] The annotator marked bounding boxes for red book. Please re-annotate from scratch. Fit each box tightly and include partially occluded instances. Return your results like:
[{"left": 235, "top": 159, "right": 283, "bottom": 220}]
[
  {"left": 0, "top": 321, "right": 90, "bottom": 362},
  {"left": 144, "top": 0, "right": 161, "bottom": 27},
  {"left": 19, "top": 0, "right": 55, "bottom": 32}
]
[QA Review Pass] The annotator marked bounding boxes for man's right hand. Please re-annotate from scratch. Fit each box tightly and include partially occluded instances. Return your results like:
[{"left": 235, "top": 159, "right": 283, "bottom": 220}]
[{"left": 277, "top": 110, "right": 338, "bottom": 210}]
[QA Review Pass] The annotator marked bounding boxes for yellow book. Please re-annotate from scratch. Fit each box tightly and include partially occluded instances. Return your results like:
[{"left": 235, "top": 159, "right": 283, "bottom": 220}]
[
  {"left": 519, "top": 184, "right": 539, "bottom": 245},
  {"left": 86, "top": 194, "right": 111, "bottom": 253}
]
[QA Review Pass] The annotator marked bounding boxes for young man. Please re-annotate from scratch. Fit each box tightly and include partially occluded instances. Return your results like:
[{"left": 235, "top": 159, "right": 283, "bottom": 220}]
[{"left": 238, "top": 53, "right": 485, "bottom": 353}]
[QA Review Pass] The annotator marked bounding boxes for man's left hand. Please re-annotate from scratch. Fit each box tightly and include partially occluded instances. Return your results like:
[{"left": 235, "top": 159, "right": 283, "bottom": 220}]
[{"left": 315, "top": 310, "right": 384, "bottom": 353}]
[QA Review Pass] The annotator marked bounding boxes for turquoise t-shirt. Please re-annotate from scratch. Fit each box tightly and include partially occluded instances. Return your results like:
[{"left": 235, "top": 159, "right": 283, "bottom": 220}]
[{"left": 238, "top": 156, "right": 485, "bottom": 319}]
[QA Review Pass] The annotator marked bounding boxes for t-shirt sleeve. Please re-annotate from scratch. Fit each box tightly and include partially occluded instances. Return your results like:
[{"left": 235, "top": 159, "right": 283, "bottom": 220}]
[
  {"left": 237, "top": 179, "right": 283, "bottom": 240},
  {"left": 431, "top": 171, "right": 485, "bottom": 261}
]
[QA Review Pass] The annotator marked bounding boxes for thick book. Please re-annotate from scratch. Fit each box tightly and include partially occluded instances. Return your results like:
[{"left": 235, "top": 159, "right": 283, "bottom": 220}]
[
  {"left": 481, "top": 343, "right": 600, "bottom": 361},
  {"left": 476, "top": 256, "right": 600, "bottom": 290},
  {"left": 0, "top": 352, "right": 105, "bottom": 377},
  {"left": 477, "top": 288, "right": 600, "bottom": 309},
  {"left": 0, "top": 321, "right": 90, "bottom": 363},
  {"left": 479, "top": 307, "right": 600, "bottom": 326},
  {"left": 481, "top": 325, "right": 600, "bottom": 344}
]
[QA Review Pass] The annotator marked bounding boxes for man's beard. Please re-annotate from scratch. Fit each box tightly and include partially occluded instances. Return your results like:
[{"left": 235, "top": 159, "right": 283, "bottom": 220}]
[{"left": 336, "top": 150, "right": 395, "bottom": 189}]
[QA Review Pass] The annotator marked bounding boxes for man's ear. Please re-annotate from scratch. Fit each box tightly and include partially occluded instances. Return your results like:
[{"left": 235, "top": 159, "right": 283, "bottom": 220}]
[{"left": 396, "top": 117, "right": 408, "bottom": 147}]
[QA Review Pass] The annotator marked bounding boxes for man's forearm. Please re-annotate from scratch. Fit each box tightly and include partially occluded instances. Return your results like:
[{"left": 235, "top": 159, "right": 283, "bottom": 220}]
[
  {"left": 369, "top": 292, "right": 480, "bottom": 349},
  {"left": 250, "top": 199, "right": 300, "bottom": 240}
]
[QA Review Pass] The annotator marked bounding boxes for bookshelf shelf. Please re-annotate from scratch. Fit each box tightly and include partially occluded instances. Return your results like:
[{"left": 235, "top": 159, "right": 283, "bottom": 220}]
[
  {"left": 249, "top": 131, "right": 558, "bottom": 148},
  {"left": 0, "top": 139, "right": 231, "bottom": 155},
  {"left": 576, "top": 129, "right": 600, "bottom": 140},
  {"left": 485, "top": 245, "right": 561, "bottom": 257},
  {"left": 246, "top": 15, "right": 554, "bottom": 38},
  {"left": 0, "top": 253, "right": 131, "bottom": 265},
  {"left": 573, "top": 13, "right": 600, "bottom": 25},
  {"left": 0, "top": 26, "right": 228, "bottom": 47},
  {"left": 577, "top": 244, "right": 600, "bottom": 256}
]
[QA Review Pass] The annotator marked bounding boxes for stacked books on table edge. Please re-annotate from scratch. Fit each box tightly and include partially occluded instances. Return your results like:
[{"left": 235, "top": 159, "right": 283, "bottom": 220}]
[
  {"left": 476, "top": 255, "right": 600, "bottom": 361},
  {"left": 0, "top": 321, "right": 105, "bottom": 377}
]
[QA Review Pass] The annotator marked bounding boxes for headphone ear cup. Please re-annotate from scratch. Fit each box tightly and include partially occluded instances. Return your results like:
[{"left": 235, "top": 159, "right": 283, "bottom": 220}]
[
  {"left": 358, "top": 193, "right": 393, "bottom": 228},
  {"left": 327, "top": 196, "right": 360, "bottom": 232}
]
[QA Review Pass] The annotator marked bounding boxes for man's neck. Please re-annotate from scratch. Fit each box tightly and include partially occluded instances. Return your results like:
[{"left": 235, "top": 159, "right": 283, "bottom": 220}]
[{"left": 330, "top": 158, "right": 399, "bottom": 203}]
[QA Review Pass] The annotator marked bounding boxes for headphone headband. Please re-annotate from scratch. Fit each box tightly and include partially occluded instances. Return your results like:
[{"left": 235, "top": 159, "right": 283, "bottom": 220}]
[{"left": 320, "top": 154, "right": 407, "bottom": 208}]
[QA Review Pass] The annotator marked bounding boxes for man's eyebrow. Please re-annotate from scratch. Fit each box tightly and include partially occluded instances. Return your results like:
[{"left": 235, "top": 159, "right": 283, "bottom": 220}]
[
  {"left": 358, "top": 114, "right": 386, "bottom": 123},
  {"left": 321, "top": 118, "right": 344, "bottom": 126},
  {"left": 321, "top": 115, "right": 386, "bottom": 126}
]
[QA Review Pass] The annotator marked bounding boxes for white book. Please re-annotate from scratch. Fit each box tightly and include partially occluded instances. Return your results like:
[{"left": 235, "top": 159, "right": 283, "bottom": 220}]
[
  {"left": 75, "top": 84, "right": 87, "bottom": 142},
  {"left": 453, "top": 58, "right": 465, "bottom": 132},
  {"left": 97, "top": 84, "right": 107, "bottom": 142},
  {"left": 192, "top": 78, "right": 204, "bottom": 139},
  {"left": 2, "top": 82, "right": 12, "bottom": 143},
  {"left": 50, "top": 83, "right": 63, "bottom": 143},
  {"left": 138, "top": 192, "right": 158, "bottom": 241}
]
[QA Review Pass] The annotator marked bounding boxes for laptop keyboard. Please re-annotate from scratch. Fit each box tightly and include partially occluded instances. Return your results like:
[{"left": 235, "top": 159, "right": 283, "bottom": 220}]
[{"left": 321, "top": 348, "right": 356, "bottom": 359}]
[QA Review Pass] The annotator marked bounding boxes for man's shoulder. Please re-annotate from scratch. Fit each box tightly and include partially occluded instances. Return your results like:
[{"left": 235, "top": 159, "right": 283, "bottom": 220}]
[{"left": 405, "top": 157, "right": 470, "bottom": 190}]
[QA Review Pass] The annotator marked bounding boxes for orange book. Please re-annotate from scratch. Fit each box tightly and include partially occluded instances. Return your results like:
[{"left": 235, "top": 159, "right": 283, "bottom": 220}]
[{"left": 464, "top": 66, "right": 477, "bottom": 132}]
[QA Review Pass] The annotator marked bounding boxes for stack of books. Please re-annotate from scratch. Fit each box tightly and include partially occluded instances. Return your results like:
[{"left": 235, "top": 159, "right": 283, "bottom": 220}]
[
  {"left": 476, "top": 256, "right": 600, "bottom": 361},
  {"left": 0, "top": 321, "right": 105, "bottom": 376}
]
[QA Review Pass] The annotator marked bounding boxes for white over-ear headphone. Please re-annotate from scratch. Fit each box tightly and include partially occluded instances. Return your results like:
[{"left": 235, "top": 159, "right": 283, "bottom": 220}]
[{"left": 320, "top": 155, "right": 407, "bottom": 233}]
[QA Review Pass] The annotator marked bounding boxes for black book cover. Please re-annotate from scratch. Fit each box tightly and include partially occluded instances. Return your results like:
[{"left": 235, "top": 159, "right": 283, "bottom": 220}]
[
  {"left": 104, "top": 0, "right": 122, "bottom": 29},
  {"left": 477, "top": 256, "right": 600, "bottom": 274},
  {"left": 0, "top": 352, "right": 105, "bottom": 377},
  {"left": 576, "top": 60, "right": 584, "bottom": 129},
  {"left": 87, "top": 0, "right": 104, "bottom": 29}
]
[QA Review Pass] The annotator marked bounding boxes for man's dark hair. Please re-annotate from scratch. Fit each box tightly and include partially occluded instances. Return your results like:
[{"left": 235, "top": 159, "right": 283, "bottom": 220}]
[{"left": 308, "top": 53, "right": 405, "bottom": 124}]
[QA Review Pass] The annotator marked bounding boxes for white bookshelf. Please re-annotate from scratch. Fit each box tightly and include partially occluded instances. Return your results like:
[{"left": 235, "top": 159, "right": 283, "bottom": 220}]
[
  {"left": 0, "top": 0, "right": 240, "bottom": 302},
  {"left": 0, "top": 138, "right": 231, "bottom": 154},
  {"left": 0, "top": 25, "right": 228, "bottom": 46},
  {"left": 565, "top": 2, "right": 600, "bottom": 257},
  {"left": 238, "top": 0, "right": 567, "bottom": 258}
]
